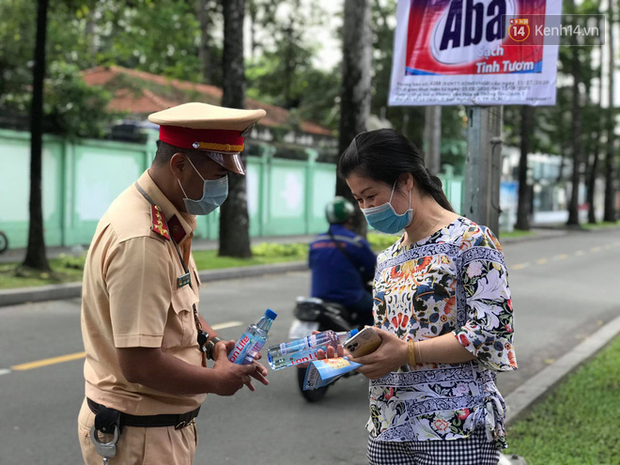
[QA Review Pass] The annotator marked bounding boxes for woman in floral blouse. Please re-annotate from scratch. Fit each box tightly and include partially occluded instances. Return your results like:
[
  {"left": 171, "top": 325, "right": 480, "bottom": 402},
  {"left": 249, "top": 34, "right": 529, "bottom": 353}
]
[{"left": 339, "top": 129, "right": 517, "bottom": 465}]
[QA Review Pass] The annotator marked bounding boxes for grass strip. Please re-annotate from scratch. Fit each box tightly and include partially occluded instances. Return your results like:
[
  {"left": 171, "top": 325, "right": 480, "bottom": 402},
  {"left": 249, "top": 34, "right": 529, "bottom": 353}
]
[
  {"left": 505, "top": 336, "right": 620, "bottom": 465},
  {"left": 0, "top": 234, "right": 399, "bottom": 291},
  {"left": 0, "top": 246, "right": 307, "bottom": 290},
  {"left": 500, "top": 229, "right": 536, "bottom": 239},
  {"left": 581, "top": 221, "right": 619, "bottom": 231}
]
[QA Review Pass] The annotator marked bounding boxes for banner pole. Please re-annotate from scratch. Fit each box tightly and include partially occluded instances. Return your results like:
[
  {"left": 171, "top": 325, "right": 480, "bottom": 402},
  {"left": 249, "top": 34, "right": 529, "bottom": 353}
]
[{"left": 463, "top": 106, "right": 504, "bottom": 235}]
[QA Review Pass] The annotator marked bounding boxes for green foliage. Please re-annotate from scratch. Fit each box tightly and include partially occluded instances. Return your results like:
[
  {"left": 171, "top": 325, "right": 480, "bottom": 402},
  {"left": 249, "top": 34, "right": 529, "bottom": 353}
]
[
  {"left": 55, "top": 253, "right": 86, "bottom": 270},
  {"left": 0, "top": 0, "right": 115, "bottom": 136},
  {"left": 505, "top": 336, "right": 620, "bottom": 464},
  {"left": 367, "top": 233, "right": 399, "bottom": 251},
  {"left": 503, "top": 0, "right": 610, "bottom": 176},
  {"left": 44, "top": 62, "right": 116, "bottom": 138},
  {"left": 94, "top": 0, "right": 203, "bottom": 81},
  {"left": 245, "top": 0, "right": 340, "bottom": 129},
  {"left": 251, "top": 242, "right": 308, "bottom": 258}
]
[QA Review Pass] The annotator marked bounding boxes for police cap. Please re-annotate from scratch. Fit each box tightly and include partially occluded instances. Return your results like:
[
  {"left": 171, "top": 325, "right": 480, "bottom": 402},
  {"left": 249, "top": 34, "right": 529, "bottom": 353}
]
[{"left": 148, "top": 102, "right": 266, "bottom": 175}]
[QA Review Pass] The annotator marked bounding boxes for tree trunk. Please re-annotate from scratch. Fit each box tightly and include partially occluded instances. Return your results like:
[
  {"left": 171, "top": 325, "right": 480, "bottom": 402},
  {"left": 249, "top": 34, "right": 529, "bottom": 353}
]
[
  {"left": 604, "top": 2, "right": 618, "bottom": 222},
  {"left": 23, "top": 0, "right": 50, "bottom": 271},
  {"left": 515, "top": 105, "right": 533, "bottom": 230},
  {"left": 219, "top": 0, "right": 252, "bottom": 258},
  {"left": 423, "top": 106, "right": 442, "bottom": 175},
  {"left": 337, "top": 0, "right": 372, "bottom": 236},
  {"left": 587, "top": 54, "right": 604, "bottom": 224},
  {"left": 196, "top": 0, "right": 212, "bottom": 85},
  {"left": 566, "top": 5, "right": 582, "bottom": 227}
]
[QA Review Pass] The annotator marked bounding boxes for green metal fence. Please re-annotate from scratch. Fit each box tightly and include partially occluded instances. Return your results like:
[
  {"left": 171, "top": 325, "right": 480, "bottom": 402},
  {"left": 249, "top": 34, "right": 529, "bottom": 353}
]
[{"left": 0, "top": 129, "right": 464, "bottom": 249}]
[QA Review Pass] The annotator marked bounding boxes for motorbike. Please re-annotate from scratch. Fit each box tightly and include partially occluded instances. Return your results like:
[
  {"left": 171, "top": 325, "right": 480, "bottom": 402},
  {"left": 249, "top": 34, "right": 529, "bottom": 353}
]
[{"left": 288, "top": 296, "right": 365, "bottom": 402}]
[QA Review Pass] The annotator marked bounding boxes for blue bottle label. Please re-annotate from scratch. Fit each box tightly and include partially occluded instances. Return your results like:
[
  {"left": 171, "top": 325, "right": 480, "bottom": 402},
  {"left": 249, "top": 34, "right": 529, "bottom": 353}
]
[{"left": 229, "top": 333, "right": 252, "bottom": 363}]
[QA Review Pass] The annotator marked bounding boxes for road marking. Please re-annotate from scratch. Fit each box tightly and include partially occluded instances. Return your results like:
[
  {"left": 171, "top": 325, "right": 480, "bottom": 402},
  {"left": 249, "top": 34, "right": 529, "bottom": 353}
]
[
  {"left": 575, "top": 250, "right": 585, "bottom": 256},
  {"left": 512, "top": 263, "right": 529, "bottom": 270},
  {"left": 212, "top": 321, "right": 243, "bottom": 331},
  {"left": 11, "top": 352, "right": 86, "bottom": 371},
  {"left": 591, "top": 246, "right": 601, "bottom": 253},
  {"left": 8, "top": 321, "right": 243, "bottom": 373},
  {"left": 554, "top": 254, "right": 568, "bottom": 261},
  {"left": 536, "top": 258, "right": 547, "bottom": 265}
]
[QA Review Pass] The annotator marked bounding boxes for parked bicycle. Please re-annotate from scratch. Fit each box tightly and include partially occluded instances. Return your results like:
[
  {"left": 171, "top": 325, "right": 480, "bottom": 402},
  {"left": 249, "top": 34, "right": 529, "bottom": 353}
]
[{"left": 0, "top": 231, "right": 8, "bottom": 254}]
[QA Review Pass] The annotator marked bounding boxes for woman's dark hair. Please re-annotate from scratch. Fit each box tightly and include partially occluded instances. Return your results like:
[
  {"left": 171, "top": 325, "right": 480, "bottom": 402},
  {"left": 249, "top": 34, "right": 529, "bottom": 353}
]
[{"left": 337, "top": 128, "right": 454, "bottom": 212}]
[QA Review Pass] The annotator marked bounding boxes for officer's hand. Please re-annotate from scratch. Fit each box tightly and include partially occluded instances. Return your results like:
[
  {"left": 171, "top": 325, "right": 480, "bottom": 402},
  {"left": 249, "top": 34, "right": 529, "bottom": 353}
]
[
  {"left": 223, "top": 339, "right": 263, "bottom": 361},
  {"left": 211, "top": 343, "right": 268, "bottom": 395}
]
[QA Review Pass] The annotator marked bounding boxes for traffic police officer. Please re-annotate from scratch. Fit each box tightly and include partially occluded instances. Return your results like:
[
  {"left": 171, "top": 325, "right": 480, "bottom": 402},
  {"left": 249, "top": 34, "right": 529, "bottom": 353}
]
[{"left": 78, "top": 102, "right": 269, "bottom": 465}]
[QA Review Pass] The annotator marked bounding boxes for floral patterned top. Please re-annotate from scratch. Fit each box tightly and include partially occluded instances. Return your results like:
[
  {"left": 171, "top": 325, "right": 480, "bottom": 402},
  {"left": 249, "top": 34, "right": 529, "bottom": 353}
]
[{"left": 368, "top": 217, "right": 517, "bottom": 449}]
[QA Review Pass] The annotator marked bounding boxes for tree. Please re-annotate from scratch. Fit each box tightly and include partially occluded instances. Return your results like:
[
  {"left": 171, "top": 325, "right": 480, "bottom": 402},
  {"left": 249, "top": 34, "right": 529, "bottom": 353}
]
[
  {"left": 586, "top": 31, "right": 604, "bottom": 224},
  {"left": 218, "top": 0, "right": 252, "bottom": 258},
  {"left": 604, "top": 1, "right": 618, "bottom": 222},
  {"left": 244, "top": 0, "right": 340, "bottom": 129},
  {"left": 566, "top": 1, "right": 583, "bottom": 227},
  {"left": 337, "top": 0, "right": 372, "bottom": 236},
  {"left": 515, "top": 106, "right": 533, "bottom": 230},
  {"left": 23, "top": 0, "right": 51, "bottom": 271},
  {"left": 196, "top": 0, "right": 223, "bottom": 86},
  {"left": 0, "top": 1, "right": 114, "bottom": 137}
]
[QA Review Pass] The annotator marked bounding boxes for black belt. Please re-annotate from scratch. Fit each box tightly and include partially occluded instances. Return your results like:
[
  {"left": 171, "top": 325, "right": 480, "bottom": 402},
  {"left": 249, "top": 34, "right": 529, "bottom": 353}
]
[{"left": 87, "top": 398, "right": 200, "bottom": 430}]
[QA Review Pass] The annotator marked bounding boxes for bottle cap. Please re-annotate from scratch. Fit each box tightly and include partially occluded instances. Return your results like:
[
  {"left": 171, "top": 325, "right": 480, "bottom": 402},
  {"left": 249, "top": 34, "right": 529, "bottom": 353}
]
[
  {"left": 349, "top": 328, "right": 359, "bottom": 337},
  {"left": 264, "top": 309, "right": 277, "bottom": 320}
]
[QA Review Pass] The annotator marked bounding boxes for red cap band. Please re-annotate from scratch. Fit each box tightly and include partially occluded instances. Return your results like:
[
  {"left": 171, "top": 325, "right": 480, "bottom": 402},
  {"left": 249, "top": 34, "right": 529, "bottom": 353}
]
[{"left": 159, "top": 125, "right": 245, "bottom": 152}]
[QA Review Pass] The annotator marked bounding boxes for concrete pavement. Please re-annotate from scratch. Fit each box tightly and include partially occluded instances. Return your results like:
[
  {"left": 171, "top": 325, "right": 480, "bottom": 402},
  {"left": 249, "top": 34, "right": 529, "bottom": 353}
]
[
  {"left": 1, "top": 225, "right": 619, "bottom": 465},
  {"left": 0, "top": 227, "right": 571, "bottom": 307}
]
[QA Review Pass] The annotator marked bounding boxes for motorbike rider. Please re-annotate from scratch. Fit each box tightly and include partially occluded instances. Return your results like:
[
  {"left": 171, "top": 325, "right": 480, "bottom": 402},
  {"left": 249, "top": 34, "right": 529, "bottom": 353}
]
[{"left": 308, "top": 197, "right": 377, "bottom": 326}]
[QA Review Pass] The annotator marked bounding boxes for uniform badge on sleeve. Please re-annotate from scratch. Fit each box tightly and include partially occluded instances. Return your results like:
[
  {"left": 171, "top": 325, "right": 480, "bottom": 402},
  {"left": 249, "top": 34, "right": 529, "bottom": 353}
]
[{"left": 150, "top": 205, "right": 170, "bottom": 240}]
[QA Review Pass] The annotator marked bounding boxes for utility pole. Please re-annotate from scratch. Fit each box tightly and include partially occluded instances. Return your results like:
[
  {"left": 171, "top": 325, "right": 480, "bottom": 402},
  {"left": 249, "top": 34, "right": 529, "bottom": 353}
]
[
  {"left": 423, "top": 106, "right": 442, "bottom": 175},
  {"left": 463, "top": 106, "right": 503, "bottom": 235}
]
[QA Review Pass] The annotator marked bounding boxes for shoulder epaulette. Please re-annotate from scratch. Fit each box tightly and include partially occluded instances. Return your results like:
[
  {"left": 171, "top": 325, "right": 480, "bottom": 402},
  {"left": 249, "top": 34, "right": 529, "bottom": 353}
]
[{"left": 150, "top": 204, "right": 170, "bottom": 240}]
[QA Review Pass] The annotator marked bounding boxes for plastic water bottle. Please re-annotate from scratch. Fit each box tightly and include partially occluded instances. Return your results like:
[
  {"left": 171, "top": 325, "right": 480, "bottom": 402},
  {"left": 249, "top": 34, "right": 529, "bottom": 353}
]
[
  {"left": 267, "top": 329, "right": 358, "bottom": 370},
  {"left": 228, "top": 309, "right": 277, "bottom": 365}
]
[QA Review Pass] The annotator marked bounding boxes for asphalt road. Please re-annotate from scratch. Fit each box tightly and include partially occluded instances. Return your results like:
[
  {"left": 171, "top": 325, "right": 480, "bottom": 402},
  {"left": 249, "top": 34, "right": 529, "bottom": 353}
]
[{"left": 0, "top": 228, "right": 618, "bottom": 465}]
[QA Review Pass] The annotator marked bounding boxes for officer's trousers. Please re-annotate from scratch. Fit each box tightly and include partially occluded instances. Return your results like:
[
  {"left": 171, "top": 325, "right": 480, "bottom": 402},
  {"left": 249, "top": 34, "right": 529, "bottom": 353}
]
[{"left": 78, "top": 398, "right": 198, "bottom": 465}]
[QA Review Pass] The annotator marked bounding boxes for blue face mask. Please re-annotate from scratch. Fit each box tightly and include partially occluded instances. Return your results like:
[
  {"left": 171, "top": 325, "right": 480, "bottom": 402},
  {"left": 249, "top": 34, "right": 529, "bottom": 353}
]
[
  {"left": 178, "top": 157, "right": 228, "bottom": 215},
  {"left": 361, "top": 182, "right": 413, "bottom": 234}
]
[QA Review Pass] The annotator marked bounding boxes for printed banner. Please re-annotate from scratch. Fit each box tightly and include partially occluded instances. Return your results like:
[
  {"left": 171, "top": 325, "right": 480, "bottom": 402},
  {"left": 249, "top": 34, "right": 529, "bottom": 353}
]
[{"left": 389, "top": 0, "right": 562, "bottom": 106}]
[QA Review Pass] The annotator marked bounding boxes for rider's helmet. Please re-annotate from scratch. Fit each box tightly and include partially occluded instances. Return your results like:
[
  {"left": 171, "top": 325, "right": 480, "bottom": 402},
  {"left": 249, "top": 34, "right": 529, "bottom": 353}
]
[{"left": 325, "top": 196, "right": 355, "bottom": 224}]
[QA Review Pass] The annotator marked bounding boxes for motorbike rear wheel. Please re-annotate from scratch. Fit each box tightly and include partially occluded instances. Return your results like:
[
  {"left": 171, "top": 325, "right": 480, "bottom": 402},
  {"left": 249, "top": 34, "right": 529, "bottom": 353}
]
[{"left": 297, "top": 367, "right": 329, "bottom": 402}]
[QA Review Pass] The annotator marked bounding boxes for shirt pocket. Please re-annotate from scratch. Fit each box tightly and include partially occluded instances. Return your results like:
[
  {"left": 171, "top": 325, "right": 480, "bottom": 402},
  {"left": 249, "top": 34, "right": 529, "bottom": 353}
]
[{"left": 163, "top": 287, "right": 199, "bottom": 351}]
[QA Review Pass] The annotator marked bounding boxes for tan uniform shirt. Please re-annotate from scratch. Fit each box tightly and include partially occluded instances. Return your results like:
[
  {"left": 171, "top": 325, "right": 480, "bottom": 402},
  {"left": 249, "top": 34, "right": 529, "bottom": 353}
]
[{"left": 81, "top": 170, "right": 206, "bottom": 415}]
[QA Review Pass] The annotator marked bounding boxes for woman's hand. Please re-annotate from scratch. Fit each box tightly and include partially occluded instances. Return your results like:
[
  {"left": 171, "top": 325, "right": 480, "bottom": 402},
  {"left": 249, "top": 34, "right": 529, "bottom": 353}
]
[
  {"left": 348, "top": 328, "right": 408, "bottom": 380},
  {"left": 296, "top": 331, "right": 346, "bottom": 368}
]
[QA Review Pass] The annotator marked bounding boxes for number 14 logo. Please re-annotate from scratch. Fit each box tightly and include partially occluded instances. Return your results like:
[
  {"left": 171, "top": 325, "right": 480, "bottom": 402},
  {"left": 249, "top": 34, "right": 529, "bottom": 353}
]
[{"left": 509, "top": 18, "right": 530, "bottom": 42}]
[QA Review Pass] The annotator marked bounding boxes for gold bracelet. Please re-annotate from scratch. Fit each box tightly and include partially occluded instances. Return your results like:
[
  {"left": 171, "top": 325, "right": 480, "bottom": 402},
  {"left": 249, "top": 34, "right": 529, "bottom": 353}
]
[{"left": 408, "top": 340, "right": 417, "bottom": 365}]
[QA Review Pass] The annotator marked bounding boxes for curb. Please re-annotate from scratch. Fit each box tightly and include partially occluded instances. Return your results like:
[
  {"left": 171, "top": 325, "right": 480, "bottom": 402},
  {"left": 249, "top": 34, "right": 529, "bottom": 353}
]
[
  {"left": 0, "top": 282, "right": 83, "bottom": 307},
  {"left": 504, "top": 313, "right": 620, "bottom": 425},
  {"left": 0, "top": 261, "right": 308, "bottom": 308}
]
